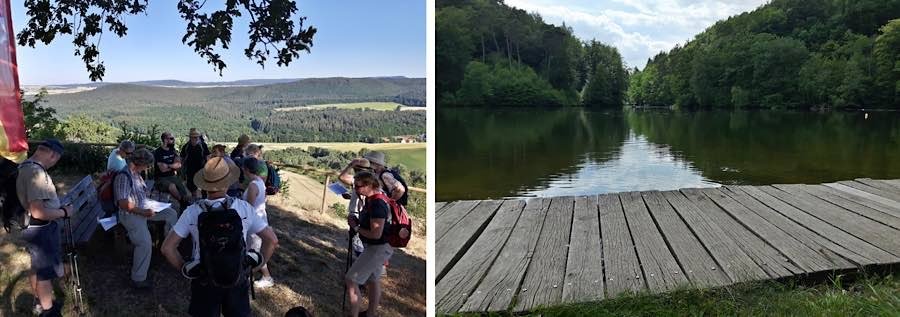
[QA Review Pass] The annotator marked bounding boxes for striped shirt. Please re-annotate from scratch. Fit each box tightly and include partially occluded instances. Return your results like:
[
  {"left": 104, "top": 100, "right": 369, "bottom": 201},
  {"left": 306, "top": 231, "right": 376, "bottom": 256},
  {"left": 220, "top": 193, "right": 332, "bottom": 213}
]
[{"left": 114, "top": 169, "right": 148, "bottom": 211}]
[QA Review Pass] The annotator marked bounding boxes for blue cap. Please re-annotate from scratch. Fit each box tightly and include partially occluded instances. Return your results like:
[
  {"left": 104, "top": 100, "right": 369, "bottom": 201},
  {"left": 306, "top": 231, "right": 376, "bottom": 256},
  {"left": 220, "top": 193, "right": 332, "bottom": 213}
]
[{"left": 40, "top": 139, "right": 64, "bottom": 155}]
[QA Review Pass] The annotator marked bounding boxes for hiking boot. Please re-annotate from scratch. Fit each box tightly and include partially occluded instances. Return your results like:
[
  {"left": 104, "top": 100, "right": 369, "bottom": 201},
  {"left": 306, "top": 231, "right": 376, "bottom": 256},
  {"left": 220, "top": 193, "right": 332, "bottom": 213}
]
[
  {"left": 253, "top": 276, "right": 274, "bottom": 288},
  {"left": 132, "top": 279, "right": 152, "bottom": 290}
]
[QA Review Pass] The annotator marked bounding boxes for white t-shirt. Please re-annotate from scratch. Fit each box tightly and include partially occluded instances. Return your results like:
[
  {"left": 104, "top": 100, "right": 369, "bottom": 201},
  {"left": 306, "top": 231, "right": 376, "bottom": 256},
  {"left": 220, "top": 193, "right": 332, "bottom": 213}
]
[
  {"left": 172, "top": 197, "right": 268, "bottom": 262},
  {"left": 242, "top": 178, "right": 267, "bottom": 220}
]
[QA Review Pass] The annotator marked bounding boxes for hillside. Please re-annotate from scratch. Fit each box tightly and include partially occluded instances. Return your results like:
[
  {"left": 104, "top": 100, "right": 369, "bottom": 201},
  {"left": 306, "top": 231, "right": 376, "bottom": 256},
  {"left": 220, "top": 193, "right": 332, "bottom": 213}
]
[
  {"left": 630, "top": 0, "right": 900, "bottom": 109},
  {"left": 38, "top": 77, "right": 426, "bottom": 143}
]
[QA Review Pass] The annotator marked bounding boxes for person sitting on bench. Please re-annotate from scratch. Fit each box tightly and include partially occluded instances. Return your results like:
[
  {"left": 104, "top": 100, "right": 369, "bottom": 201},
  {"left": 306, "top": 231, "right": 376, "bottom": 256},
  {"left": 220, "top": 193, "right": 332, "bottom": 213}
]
[{"left": 116, "top": 148, "right": 178, "bottom": 289}]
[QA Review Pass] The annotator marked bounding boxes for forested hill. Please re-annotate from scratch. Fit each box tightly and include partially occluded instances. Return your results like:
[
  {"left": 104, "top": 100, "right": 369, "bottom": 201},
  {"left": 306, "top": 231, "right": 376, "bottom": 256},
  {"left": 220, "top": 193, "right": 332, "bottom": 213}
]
[
  {"left": 630, "top": 0, "right": 900, "bottom": 109},
  {"left": 437, "top": 0, "right": 627, "bottom": 108},
  {"left": 40, "top": 77, "right": 425, "bottom": 143}
]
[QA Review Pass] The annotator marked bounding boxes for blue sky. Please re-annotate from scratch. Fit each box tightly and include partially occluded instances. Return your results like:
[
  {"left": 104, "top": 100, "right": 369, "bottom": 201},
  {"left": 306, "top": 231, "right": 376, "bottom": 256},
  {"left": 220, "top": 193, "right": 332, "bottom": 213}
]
[
  {"left": 10, "top": 1, "right": 425, "bottom": 85},
  {"left": 505, "top": 0, "right": 768, "bottom": 69}
]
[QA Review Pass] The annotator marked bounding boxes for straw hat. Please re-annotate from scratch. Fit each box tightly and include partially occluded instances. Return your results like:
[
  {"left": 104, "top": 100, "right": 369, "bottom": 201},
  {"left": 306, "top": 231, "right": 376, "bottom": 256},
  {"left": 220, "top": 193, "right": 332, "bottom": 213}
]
[
  {"left": 193, "top": 157, "right": 240, "bottom": 192},
  {"left": 363, "top": 151, "right": 386, "bottom": 167}
]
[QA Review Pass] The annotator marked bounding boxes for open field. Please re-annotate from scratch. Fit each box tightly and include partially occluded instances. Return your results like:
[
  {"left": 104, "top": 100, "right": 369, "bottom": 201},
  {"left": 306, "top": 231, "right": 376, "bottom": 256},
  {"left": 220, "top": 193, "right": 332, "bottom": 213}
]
[
  {"left": 222, "top": 142, "right": 424, "bottom": 152},
  {"left": 273, "top": 102, "right": 425, "bottom": 112},
  {"left": 382, "top": 148, "right": 426, "bottom": 171}
]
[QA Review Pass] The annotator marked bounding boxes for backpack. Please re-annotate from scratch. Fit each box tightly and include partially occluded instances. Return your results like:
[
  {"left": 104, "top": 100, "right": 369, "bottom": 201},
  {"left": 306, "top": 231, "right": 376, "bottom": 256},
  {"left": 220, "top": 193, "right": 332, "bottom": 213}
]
[
  {"left": 380, "top": 170, "right": 409, "bottom": 206},
  {"left": 98, "top": 170, "right": 132, "bottom": 218},
  {"left": 368, "top": 193, "right": 412, "bottom": 248},
  {"left": 196, "top": 197, "right": 248, "bottom": 288},
  {"left": 1, "top": 158, "right": 25, "bottom": 232},
  {"left": 264, "top": 163, "right": 281, "bottom": 195}
]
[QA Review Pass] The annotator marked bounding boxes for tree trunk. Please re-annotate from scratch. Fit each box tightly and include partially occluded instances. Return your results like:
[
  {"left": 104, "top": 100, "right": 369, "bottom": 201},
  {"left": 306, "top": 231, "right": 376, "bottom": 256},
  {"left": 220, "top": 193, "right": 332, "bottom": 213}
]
[
  {"left": 480, "top": 34, "right": 486, "bottom": 63},
  {"left": 506, "top": 36, "right": 512, "bottom": 68},
  {"left": 516, "top": 41, "right": 521, "bottom": 64}
]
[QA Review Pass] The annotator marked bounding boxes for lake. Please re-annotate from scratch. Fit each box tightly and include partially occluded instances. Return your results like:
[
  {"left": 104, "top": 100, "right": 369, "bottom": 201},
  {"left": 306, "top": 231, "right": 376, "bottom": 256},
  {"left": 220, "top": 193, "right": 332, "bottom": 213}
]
[{"left": 436, "top": 108, "right": 900, "bottom": 201}]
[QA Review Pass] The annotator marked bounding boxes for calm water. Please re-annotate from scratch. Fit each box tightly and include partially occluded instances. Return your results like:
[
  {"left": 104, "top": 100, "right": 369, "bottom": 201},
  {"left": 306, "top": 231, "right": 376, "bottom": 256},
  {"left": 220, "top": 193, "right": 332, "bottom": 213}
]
[{"left": 436, "top": 108, "right": 900, "bottom": 201}]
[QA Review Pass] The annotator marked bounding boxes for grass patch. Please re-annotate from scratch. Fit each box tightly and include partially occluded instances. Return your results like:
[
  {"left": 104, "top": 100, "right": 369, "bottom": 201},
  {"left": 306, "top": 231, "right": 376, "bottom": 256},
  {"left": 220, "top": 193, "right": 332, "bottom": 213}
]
[
  {"left": 383, "top": 148, "right": 426, "bottom": 173},
  {"left": 446, "top": 274, "right": 900, "bottom": 316}
]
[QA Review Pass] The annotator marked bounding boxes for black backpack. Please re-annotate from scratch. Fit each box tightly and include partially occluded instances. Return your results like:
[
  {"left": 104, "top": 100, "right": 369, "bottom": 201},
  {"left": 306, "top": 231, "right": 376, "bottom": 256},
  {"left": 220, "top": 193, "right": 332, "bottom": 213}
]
[
  {"left": 380, "top": 170, "right": 409, "bottom": 206},
  {"left": 1, "top": 160, "right": 43, "bottom": 232},
  {"left": 197, "top": 197, "right": 248, "bottom": 288}
]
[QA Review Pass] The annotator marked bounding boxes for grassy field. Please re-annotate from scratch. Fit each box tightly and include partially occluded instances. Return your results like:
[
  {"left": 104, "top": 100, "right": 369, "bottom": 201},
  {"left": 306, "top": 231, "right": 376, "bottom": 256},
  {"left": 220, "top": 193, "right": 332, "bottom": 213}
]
[
  {"left": 446, "top": 273, "right": 900, "bottom": 316},
  {"left": 273, "top": 102, "right": 425, "bottom": 112},
  {"left": 383, "top": 148, "right": 426, "bottom": 172},
  {"left": 222, "top": 142, "right": 426, "bottom": 172}
]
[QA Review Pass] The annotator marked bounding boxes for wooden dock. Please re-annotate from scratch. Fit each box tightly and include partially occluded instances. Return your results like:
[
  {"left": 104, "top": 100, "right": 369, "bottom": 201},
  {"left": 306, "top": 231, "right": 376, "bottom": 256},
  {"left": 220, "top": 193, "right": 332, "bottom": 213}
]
[{"left": 435, "top": 179, "right": 900, "bottom": 314}]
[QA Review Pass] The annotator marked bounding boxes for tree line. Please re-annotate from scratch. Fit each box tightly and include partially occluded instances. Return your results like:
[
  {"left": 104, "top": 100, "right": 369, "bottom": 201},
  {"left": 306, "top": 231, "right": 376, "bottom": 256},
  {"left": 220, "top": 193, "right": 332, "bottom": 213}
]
[
  {"left": 629, "top": 0, "right": 900, "bottom": 109},
  {"left": 436, "top": 0, "right": 628, "bottom": 108}
]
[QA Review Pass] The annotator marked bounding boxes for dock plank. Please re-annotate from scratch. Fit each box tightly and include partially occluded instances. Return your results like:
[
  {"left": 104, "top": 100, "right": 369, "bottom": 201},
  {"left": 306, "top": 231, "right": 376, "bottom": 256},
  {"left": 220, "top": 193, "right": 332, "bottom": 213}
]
[
  {"left": 437, "top": 200, "right": 526, "bottom": 313},
  {"left": 460, "top": 199, "right": 550, "bottom": 312},
  {"left": 682, "top": 188, "right": 801, "bottom": 278},
  {"left": 662, "top": 190, "right": 769, "bottom": 282},
  {"left": 798, "top": 185, "right": 900, "bottom": 230},
  {"left": 435, "top": 202, "right": 449, "bottom": 215},
  {"left": 764, "top": 185, "right": 900, "bottom": 258},
  {"left": 514, "top": 197, "right": 576, "bottom": 312},
  {"left": 436, "top": 200, "right": 504, "bottom": 281},
  {"left": 722, "top": 186, "right": 856, "bottom": 269},
  {"left": 561, "top": 196, "right": 605, "bottom": 304},
  {"left": 642, "top": 191, "right": 730, "bottom": 287},
  {"left": 620, "top": 191, "right": 688, "bottom": 293},
  {"left": 837, "top": 181, "right": 900, "bottom": 204},
  {"left": 856, "top": 179, "right": 900, "bottom": 197},
  {"left": 598, "top": 194, "right": 645, "bottom": 297},
  {"left": 819, "top": 184, "right": 900, "bottom": 218},
  {"left": 436, "top": 200, "right": 481, "bottom": 242},
  {"left": 701, "top": 188, "right": 836, "bottom": 273}
]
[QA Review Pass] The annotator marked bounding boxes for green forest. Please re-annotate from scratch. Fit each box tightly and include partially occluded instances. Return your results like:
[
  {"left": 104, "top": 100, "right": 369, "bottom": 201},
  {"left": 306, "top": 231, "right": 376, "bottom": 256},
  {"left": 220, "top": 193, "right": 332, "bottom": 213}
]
[
  {"left": 436, "top": 0, "right": 628, "bottom": 108},
  {"left": 38, "top": 77, "right": 425, "bottom": 143},
  {"left": 631, "top": 0, "right": 900, "bottom": 109},
  {"left": 438, "top": 0, "right": 900, "bottom": 110}
]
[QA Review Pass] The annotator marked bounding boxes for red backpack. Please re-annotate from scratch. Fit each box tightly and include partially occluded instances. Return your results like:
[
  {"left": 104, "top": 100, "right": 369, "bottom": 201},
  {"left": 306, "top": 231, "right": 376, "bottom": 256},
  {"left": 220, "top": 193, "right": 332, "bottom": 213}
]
[{"left": 367, "top": 193, "right": 412, "bottom": 248}]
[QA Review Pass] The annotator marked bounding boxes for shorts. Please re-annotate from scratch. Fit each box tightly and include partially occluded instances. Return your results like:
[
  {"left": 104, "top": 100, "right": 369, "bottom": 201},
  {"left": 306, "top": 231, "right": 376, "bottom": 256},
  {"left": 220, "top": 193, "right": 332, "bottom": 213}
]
[
  {"left": 188, "top": 279, "right": 251, "bottom": 317},
  {"left": 156, "top": 176, "right": 189, "bottom": 198},
  {"left": 20, "top": 222, "right": 64, "bottom": 281},
  {"left": 346, "top": 243, "right": 393, "bottom": 285}
]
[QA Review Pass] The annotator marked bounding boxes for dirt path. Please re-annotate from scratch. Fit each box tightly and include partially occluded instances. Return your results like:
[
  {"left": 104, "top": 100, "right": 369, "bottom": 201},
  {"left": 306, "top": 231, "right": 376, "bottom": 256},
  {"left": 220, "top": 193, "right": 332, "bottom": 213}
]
[{"left": 0, "top": 172, "right": 425, "bottom": 316}]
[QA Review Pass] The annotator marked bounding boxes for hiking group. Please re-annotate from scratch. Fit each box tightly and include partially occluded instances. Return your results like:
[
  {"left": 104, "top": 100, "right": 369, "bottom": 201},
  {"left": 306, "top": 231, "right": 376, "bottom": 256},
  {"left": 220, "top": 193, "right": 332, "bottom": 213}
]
[{"left": 1, "top": 128, "right": 412, "bottom": 317}]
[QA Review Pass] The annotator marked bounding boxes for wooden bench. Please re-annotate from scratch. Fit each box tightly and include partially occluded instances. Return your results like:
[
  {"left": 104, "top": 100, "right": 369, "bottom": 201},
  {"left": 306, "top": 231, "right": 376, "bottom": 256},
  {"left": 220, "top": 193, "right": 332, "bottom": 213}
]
[{"left": 58, "top": 175, "right": 103, "bottom": 245}]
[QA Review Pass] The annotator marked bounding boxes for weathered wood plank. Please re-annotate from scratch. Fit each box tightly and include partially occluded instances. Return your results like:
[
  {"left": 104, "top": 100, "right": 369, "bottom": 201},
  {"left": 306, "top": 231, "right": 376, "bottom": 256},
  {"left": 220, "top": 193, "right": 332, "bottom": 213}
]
[
  {"left": 837, "top": 181, "right": 900, "bottom": 204},
  {"left": 561, "top": 196, "right": 604, "bottom": 304},
  {"left": 435, "top": 202, "right": 449, "bottom": 215},
  {"left": 662, "top": 190, "right": 769, "bottom": 282},
  {"left": 820, "top": 184, "right": 900, "bottom": 218},
  {"left": 701, "top": 188, "right": 836, "bottom": 273},
  {"left": 856, "top": 179, "right": 900, "bottom": 197},
  {"left": 799, "top": 185, "right": 900, "bottom": 230},
  {"left": 722, "top": 186, "right": 856, "bottom": 269},
  {"left": 436, "top": 200, "right": 481, "bottom": 242},
  {"left": 881, "top": 179, "right": 900, "bottom": 189},
  {"left": 682, "top": 188, "right": 802, "bottom": 278},
  {"left": 73, "top": 203, "right": 103, "bottom": 244},
  {"left": 436, "top": 200, "right": 504, "bottom": 281},
  {"left": 514, "top": 197, "right": 576, "bottom": 312},
  {"left": 461, "top": 199, "right": 550, "bottom": 312},
  {"left": 642, "top": 191, "right": 730, "bottom": 287},
  {"left": 437, "top": 200, "right": 527, "bottom": 313},
  {"left": 620, "top": 191, "right": 688, "bottom": 293},
  {"left": 598, "top": 194, "right": 644, "bottom": 297},
  {"left": 740, "top": 186, "right": 896, "bottom": 265},
  {"left": 764, "top": 185, "right": 900, "bottom": 258}
]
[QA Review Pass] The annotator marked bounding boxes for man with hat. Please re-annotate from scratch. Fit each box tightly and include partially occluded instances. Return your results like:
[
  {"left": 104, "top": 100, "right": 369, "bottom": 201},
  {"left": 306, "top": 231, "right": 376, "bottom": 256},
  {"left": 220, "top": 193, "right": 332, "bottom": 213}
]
[
  {"left": 362, "top": 151, "right": 408, "bottom": 206},
  {"left": 16, "top": 139, "right": 72, "bottom": 316},
  {"left": 116, "top": 148, "right": 178, "bottom": 289},
  {"left": 181, "top": 128, "right": 210, "bottom": 198},
  {"left": 161, "top": 157, "right": 277, "bottom": 317},
  {"left": 154, "top": 131, "right": 191, "bottom": 205}
]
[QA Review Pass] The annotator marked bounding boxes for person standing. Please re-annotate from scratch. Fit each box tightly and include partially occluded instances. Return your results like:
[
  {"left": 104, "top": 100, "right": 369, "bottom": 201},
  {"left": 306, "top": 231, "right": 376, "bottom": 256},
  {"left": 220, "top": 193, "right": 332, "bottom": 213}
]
[
  {"left": 116, "top": 148, "right": 178, "bottom": 289},
  {"left": 181, "top": 128, "right": 210, "bottom": 198},
  {"left": 242, "top": 157, "right": 275, "bottom": 288},
  {"left": 345, "top": 171, "right": 394, "bottom": 317},
  {"left": 230, "top": 134, "right": 250, "bottom": 161},
  {"left": 363, "top": 152, "right": 408, "bottom": 207},
  {"left": 16, "top": 139, "right": 71, "bottom": 316},
  {"left": 161, "top": 157, "right": 277, "bottom": 317}
]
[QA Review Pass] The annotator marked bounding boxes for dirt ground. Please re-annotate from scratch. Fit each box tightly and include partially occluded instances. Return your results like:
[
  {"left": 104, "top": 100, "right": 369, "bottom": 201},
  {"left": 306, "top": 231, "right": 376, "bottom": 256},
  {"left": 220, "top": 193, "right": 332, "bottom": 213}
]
[{"left": 0, "top": 172, "right": 425, "bottom": 316}]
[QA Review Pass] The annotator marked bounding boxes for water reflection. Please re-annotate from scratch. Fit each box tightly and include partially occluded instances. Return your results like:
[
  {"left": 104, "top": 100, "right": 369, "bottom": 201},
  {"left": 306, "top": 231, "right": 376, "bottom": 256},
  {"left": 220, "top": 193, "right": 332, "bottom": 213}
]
[{"left": 437, "top": 108, "right": 900, "bottom": 201}]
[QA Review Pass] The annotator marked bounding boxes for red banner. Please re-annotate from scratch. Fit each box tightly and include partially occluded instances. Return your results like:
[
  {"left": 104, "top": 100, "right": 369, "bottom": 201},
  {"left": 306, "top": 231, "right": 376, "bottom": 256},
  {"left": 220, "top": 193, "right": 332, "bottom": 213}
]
[{"left": 0, "top": 0, "right": 27, "bottom": 163}]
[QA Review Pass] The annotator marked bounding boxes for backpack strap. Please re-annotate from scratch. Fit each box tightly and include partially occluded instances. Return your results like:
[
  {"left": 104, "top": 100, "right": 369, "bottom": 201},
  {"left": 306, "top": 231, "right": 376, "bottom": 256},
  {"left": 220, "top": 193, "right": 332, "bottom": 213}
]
[{"left": 367, "top": 192, "right": 393, "bottom": 223}]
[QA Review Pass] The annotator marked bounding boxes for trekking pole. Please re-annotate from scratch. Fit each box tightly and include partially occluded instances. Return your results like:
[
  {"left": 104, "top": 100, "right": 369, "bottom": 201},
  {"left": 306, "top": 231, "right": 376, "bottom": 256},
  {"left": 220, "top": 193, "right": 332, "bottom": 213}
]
[
  {"left": 64, "top": 216, "right": 85, "bottom": 315},
  {"left": 341, "top": 228, "right": 354, "bottom": 315}
]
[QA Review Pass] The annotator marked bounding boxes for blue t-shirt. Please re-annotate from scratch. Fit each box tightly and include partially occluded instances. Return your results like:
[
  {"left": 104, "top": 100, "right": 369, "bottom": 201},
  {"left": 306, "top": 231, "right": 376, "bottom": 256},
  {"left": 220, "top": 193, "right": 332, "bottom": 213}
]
[
  {"left": 360, "top": 198, "right": 389, "bottom": 245},
  {"left": 107, "top": 149, "right": 127, "bottom": 172}
]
